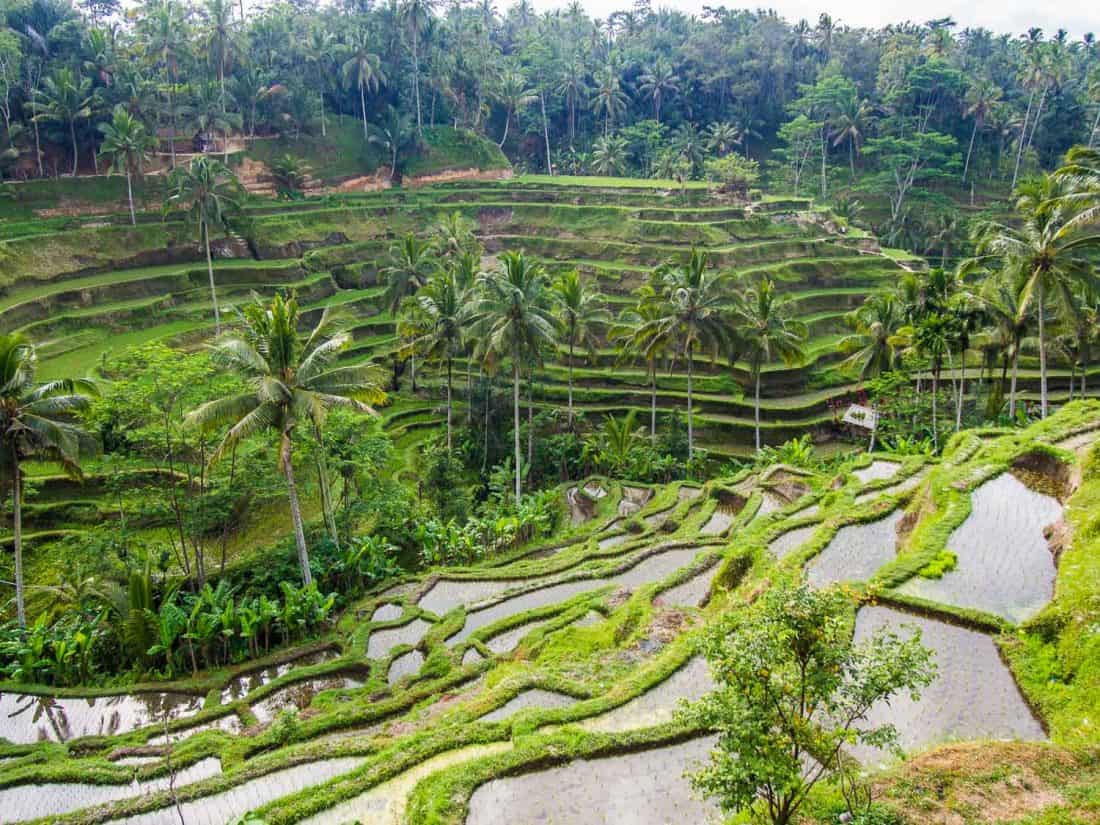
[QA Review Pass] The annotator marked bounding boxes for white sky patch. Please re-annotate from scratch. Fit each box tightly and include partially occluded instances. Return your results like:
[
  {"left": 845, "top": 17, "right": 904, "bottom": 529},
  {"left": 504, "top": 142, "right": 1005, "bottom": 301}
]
[{"left": 529, "top": 0, "right": 1100, "bottom": 39}]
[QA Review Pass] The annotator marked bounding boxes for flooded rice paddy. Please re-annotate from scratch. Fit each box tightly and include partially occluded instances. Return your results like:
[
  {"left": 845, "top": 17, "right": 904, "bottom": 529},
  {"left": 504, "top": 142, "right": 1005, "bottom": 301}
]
[
  {"left": 367, "top": 619, "right": 433, "bottom": 659},
  {"left": 220, "top": 649, "right": 337, "bottom": 703},
  {"left": 657, "top": 565, "right": 719, "bottom": 607},
  {"left": 767, "top": 524, "right": 818, "bottom": 559},
  {"left": 251, "top": 675, "right": 364, "bottom": 723},
  {"left": 479, "top": 689, "right": 578, "bottom": 722},
  {"left": 899, "top": 473, "right": 1062, "bottom": 622},
  {"left": 850, "top": 606, "right": 1045, "bottom": 765},
  {"left": 583, "top": 657, "right": 714, "bottom": 734},
  {"left": 0, "top": 690, "right": 203, "bottom": 744},
  {"left": 853, "top": 460, "right": 901, "bottom": 484},
  {"left": 805, "top": 510, "right": 902, "bottom": 588},
  {"left": 465, "top": 736, "right": 719, "bottom": 825}
]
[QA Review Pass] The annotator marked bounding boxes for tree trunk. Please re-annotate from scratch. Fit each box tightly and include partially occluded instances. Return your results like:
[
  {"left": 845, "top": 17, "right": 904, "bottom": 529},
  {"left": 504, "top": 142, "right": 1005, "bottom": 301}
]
[
  {"left": 1012, "top": 90, "right": 1033, "bottom": 190},
  {"left": 1037, "top": 283, "right": 1048, "bottom": 418},
  {"left": 499, "top": 108, "right": 510, "bottom": 148},
  {"left": 12, "top": 455, "right": 24, "bottom": 628},
  {"left": 282, "top": 432, "right": 312, "bottom": 586},
  {"left": 319, "top": 89, "right": 326, "bottom": 137},
  {"left": 567, "top": 333, "right": 575, "bottom": 427},
  {"left": 527, "top": 375, "right": 533, "bottom": 468},
  {"left": 1026, "top": 85, "right": 1047, "bottom": 151},
  {"left": 650, "top": 368, "right": 657, "bottom": 443},
  {"left": 963, "top": 119, "right": 978, "bottom": 182},
  {"left": 512, "top": 358, "right": 521, "bottom": 506},
  {"left": 1009, "top": 343, "right": 1020, "bottom": 418},
  {"left": 446, "top": 357, "right": 453, "bottom": 452},
  {"left": 540, "top": 90, "right": 552, "bottom": 174},
  {"left": 931, "top": 368, "right": 939, "bottom": 451},
  {"left": 70, "top": 120, "right": 79, "bottom": 176},
  {"left": 754, "top": 367, "right": 762, "bottom": 452},
  {"left": 686, "top": 341, "right": 694, "bottom": 460},
  {"left": 126, "top": 167, "right": 136, "bottom": 226},
  {"left": 819, "top": 128, "right": 827, "bottom": 199},
  {"left": 203, "top": 218, "right": 221, "bottom": 336},
  {"left": 1090, "top": 102, "right": 1100, "bottom": 149},
  {"left": 360, "top": 82, "right": 368, "bottom": 139},
  {"left": 313, "top": 421, "right": 338, "bottom": 549},
  {"left": 956, "top": 349, "right": 965, "bottom": 431},
  {"left": 412, "top": 29, "right": 423, "bottom": 136}
]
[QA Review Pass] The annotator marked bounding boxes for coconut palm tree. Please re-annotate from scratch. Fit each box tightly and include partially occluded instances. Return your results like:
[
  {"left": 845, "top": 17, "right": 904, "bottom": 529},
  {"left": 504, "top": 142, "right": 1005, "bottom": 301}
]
[
  {"left": 552, "top": 270, "right": 609, "bottom": 427},
  {"left": 341, "top": 31, "right": 386, "bottom": 139},
  {"left": 187, "top": 81, "right": 243, "bottom": 163},
  {"left": 839, "top": 292, "right": 902, "bottom": 379},
  {"left": 368, "top": 105, "right": 414, "bottom": 181},
  {"left": 413, "top": 268, "right": 468, "bottom": 451},
  {"left": 494, "top": 64, "right": 536, "bottom": 148},
  {"left": 467, "top": 251, "right": 557, "bottom": 504},
  {"left": 591, "top": 134, "right": 628, "bottom": 176},
  {"left": 202, "top": 0, "right": 236, "bottom": 112},
  {"left": 382, "top": 233, "right": 435, "bottom": 389},
  {"left": 401, "top": 0, "right": 436, "bottom": 136},
  {"left": 186, "top": 295, "right": 386, "bottom": 586},
  {"left": 33, "top": 67, "right": 93, "bottom": 176},
  {"left": 168, "top": 156, "right": 242, "bottom": 337},
  {"left": 705, "top": 121, "right": 741, "bottom": 157},
  {"left": 0, "top": 334, "right": 96, "bottom": 627},
  {"left": 643, "top": 249, "right": 734, "bottom": 460},
  {"left": 970, "top": 175, "right": 1100, "bottom": 418},
  {"left": 961, "top": 77, "right": 1001, "bottom": 183},
  {"left": 98, "top": 105, "right": 156, "bottom": 225},
  {"left": 730, "top": 279, "right": 807, "bottom": 452},
  {"left": 610, "top": 286, "right": 669, "bottom": 443},
  {"left": 637, "top": 57, "right": 679, "bottom": 123},
  {"left": 590, "top": 63, "right": 627, "bottom": 136}
]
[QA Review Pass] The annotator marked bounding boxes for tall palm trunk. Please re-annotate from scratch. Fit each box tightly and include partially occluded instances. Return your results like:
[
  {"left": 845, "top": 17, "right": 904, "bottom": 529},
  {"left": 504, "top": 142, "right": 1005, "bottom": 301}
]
[
  {"left": 963, "top": 119, "right": 979, "bottom": 182},
  {"left": 412, "top": 29, "right": 423, "bottom": 136},
  {"left": 540, "top": 90, "right": 552, "bottom": 174},
  {"left": 1009, "top": 343, "right": 1020, "bottom": 418},
  {"left": 125, "top": 167, "right": 136, "bottom": 225},
  {"left": 319, "top": 88, "right": 327, "bottom": 137},
  {"left": 203, "top": 218, "right": 221, "bottom": 336},
  {"left": 446, "top": 357, "right": 453, "bottom": 452},
  {"left": 955, "top": 350, "right": 965, "bottom": 431},
  {"left": 282, "top": 431, "right": 312, "bottom": 586},
  {"left": 1012, "top": 90, "right": 1034, "bottom": 189},
  {"left": 754, "top": 366, "right": 762, "bottom": 452},
  {"left": 69, "top": 120, "right": 79, "bottom": 176},
  {"left": 512, "top": 356, "right": 521, "bottom": 506},
  {"left": 1090, "top": 103, "right": 1100, "bottom": 148},
  {"left": 566, "top": 330, "right": 575, "bottom": 427},
  {"left": 1037, "top": 282, "right": 1048, "bottom": 418},
  {"left": 686, "top": 341, "right": 694, "bottom": 460},
  {"left": 650, "top": 365, "right": 657, "bottom": 444},
  {"left": 313, "top": 421, "right": 338, "bottom": 548},
  {"left": 499, "top": 108, "right": 511, "bottom": 148},
  {"left": 931, "top": 367, "right": 939, "bottom": 451},
  {"left": 359, "top": 82, "right": 368, "bottom": 139},
  {"left": 11, "top": 454, "right": 25, "bottom": 628}
]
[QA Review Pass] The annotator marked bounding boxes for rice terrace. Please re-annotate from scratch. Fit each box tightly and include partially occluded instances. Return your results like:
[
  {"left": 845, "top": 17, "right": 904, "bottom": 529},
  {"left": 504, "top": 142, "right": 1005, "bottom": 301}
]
[{"left": 0, "top": 1, "right": 1098, "bottom": 824}]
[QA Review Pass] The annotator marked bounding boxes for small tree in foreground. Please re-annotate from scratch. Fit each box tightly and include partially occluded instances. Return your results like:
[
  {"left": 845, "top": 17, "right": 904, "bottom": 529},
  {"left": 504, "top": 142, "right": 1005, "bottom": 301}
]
[{"left": 679, "top": 582, "right": 935, "bottom": 825}]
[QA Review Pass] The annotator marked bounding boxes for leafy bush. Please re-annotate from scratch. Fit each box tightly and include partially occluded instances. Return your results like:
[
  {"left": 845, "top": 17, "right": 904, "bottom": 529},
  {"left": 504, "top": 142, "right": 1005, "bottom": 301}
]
[{"left": 704, "top": 154, "right": 761, "bottom": 195}]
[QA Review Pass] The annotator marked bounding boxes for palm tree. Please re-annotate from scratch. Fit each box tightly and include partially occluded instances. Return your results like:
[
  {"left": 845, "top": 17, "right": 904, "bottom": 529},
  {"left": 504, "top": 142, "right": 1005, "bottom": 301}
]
[
  {"left": 468, "top": 251, "right": 557, "bottom": 504},
  {"left": 168, "top": 156, "right": 242, "bottom": 337},
  {"left": 382, "top": 233, "right": 435, "bottom": 389},
  {"left": 552, "top": 270, "right": 608, "bottom": 427},
  {"left": 961, "top": 77, "right": 1001, "bottom": 183},
  {"left": 829, "top": 93, "right": 874, "bottom": 178},
  {"left": 203, "top": 0, "right": 236, "bottom": 113},
  {"left": 590, "top": 64, "right": 627, "bottom": 136},
  {"left": 494, "top": 64, "right": 535, "bottom": 148},
  {"left": 839, "top": 292, "right": 902, "bottom": 379},
  {"left": 98, "top": 105, "right": 156, "bottom": 225},
  {"left": 187, "top": 295, "right": 385, "bottom": 586},
  {"left": 187, "top": 82, "right": 243, "bottom": 163},
  {"left": 401, "top": 0, "right": 436, "bottom": 136},
  {"left": 556, "top": 54, "right": 588, "bottom": 148},
  {"left": 730, "top": 279, "right": 807, "bottom": 452},
  {"left": 973, "top": 275, "right": 1030, "bottom": 417},
  {"left": 0, "top": 334, "right": 96, "bottom": 627},
  {"left": 368, "top": 105, "right": 413, "bottom": 181},
  {"left": 137, "top": 0, "right": 188, "bottom": 169},
  {"left": 705, "top": 121, "right": 741, "bottom": 157},
  {"left": 637, "top": 57, "right": 679, "bottom": 123},
  {"left": 33, "top": 68, "right": 93, "bottom": 176},
  {"left": 413, "top": 268, "right": 467, "bottom": 451},
  {"left": 610, "top": 286, "right": 669, "bottom": 442},
  {"left": 910, "top": 312, "right": 958, "bottom": 449},
  {"left": 342, "top": 31, "right": 386, "bottom": 139},
  {"left": 591, "top": 134, "right": 628, "bottom": 175},
  {"left": 970, "top": 175, "right": 1100, "bottom": 418},
  {"left": 643, "top": 250, "right": 734, "bottom": 460}
]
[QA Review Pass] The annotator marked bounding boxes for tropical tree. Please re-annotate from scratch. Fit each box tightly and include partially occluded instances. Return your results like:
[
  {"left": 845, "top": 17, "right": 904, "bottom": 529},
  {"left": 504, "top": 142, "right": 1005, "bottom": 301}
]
[
  {"left": 494, "top": 63, "right": 535, "bottom": 148},
  {"left": 342, "top": 31, "right": 386, "bottom": 139},
  {"left": 961, "top": 77, "right": 1001, "bottom": 183},
  {"left": 643, "top": 250, "right": 734, "bottom": 460},
  {"left": 98, "top": 105, "right": 156, "bottom": 225},
  {"left": 970, "top": 175, "right": 1100, "bottom": 418},
  {"left": 202, "top": 0, "right": 236, "bottom": 111},
  {"left": 368, "top": 105, "right": 414, "bottom": 181},
  {"left": 610, "top": 286, "right": 669, "bottom": 442},
  {"left": 413, "top": 268, "right": 467, "bottom": 451},
  {"left": 552, "top": 270, "right": 608, "bottom": 427},
  {"left": 168, "top": 156, "right": 242, "bottom": 336},
  {"left": 401, "top": 0, "right": 436, "bottom": 135},
  {"left": 590, "top": 63, "right": 627, "bottom": 136},
  {"left": 382, "top": 233, "right": 435, "bottom": 389},
  {"left": 186, "top": 295, "right": 385, "bottom": 586},
  {"left": 839, "top": 292, "right": 902, "bottom": 380},
  {"left": 591, "top": 133, "right": 628, "bottom": 176},
  {"left": 468, "top": 251, "right": 557, "bottom": 504},
  {"left": 730, "top": 279, "right": 807, "bottom": 452},
  {"left": 705, "top": 121, "right": 741, "bottom": 157},
  {"left": 33, "top": 67, "right": 92, "bottom": 176},
  {"left": 0, "top": 334, "right": 96, "bottom": 627},
  {"left": 636, "top": 57, "right": 679, "bottom": 123}
]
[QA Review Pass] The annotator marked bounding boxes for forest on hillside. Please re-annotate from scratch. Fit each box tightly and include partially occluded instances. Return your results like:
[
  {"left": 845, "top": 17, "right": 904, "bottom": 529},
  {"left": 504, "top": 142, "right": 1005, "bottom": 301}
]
[{"left": 0, "top": 0, "right": 1098, "bottom": 249}]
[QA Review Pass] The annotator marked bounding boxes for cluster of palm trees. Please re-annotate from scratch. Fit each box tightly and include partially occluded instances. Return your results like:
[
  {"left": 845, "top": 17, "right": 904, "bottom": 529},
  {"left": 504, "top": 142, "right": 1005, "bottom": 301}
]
[
  {"left": 840, "top": 147, "right": 1100, "bottom": 445},
  {"left": 390, "top": 228, "right": 808, "bottom": 507}
]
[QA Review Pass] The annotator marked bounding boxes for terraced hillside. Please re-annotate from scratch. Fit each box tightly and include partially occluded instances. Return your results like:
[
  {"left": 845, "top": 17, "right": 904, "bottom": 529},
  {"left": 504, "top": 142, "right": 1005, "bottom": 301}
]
[
  {"left": 6, "top": 178, "right": 1090, "bottom": 460},
  {"left": 0, "top": 403, "right": 1096, "bottom": 824}
]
